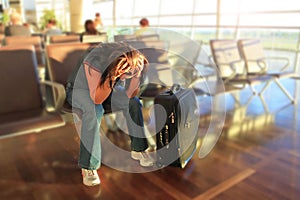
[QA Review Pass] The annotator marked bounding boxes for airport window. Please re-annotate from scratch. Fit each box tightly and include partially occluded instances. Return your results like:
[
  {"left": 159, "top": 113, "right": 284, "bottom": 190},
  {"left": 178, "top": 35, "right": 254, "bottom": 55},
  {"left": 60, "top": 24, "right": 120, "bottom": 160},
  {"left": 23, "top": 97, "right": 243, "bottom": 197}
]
[
  {"left": 14, "top": 0, "right": 300, "bottom": 72},
  {"left": 193, "top": 15, "right": 216, "bottom": 26},
  {"left": 239, "top": 0, "right": 300, "bottom": 12},
  {"left": 218, "top": 14, "right": 238, "bottom": 26},
  {"left": 158, "top": 16, "right": 193, "bottom": 26},
  {"left": 219, "top": 0, "right": 241, "bottom": 13},
  {"left": 93, "top": 0, "right": 114, "bottom": 26},
  {"left": 194, "top": 0, "right": 217, "bottom": 13},
  {"left": 239, "top": 13, "right": 300, "bottom": 27},
  {"left": 133, "top": 0, "right": 160, "bottom": 17},
  {"left": 159, "top": 0, "right": 194, "bottom": 15}
]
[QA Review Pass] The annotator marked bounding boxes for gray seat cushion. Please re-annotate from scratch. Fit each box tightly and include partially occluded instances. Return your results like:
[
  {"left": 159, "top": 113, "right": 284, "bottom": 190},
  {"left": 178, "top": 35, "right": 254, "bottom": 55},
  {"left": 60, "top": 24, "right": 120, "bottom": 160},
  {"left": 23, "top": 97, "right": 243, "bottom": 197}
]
[{"left": 0, "top": 109, "right": 65, "bottom": 136}]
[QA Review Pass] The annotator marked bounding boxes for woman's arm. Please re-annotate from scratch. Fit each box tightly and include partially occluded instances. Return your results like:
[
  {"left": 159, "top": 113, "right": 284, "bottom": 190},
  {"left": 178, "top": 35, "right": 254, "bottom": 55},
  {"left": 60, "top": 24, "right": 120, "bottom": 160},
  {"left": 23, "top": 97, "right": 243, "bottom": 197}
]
[
  {"left": 125, "top": 76, "right": 140, "bottom": 98},
  {"left": 84, "top": 64, "right": 112, "bottom": 104},
  {"left": 124, "top": 63, "right": 144, "bottom": 98}
]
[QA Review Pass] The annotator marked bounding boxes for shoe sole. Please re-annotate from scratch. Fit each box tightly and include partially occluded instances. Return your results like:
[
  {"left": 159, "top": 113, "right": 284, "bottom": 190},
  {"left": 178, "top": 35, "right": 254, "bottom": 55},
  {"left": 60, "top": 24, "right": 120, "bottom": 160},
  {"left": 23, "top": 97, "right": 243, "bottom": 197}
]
[
  {"left": 131, "top": 154, "right": 154, "bottom": 167},
  {"left": 83, "top": 180, "right": 101, "bottom": 187}
]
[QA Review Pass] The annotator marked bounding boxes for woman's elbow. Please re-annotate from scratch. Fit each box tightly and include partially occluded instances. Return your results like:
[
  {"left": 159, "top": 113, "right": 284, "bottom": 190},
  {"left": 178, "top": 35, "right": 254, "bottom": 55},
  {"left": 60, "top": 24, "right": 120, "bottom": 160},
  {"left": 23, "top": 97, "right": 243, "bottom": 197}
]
[
  {"left": 90, "top": 93, "right": 105, "bottom": 104},
  {"left": 126, "top": 88, "right": 140, "bottom": 98}
]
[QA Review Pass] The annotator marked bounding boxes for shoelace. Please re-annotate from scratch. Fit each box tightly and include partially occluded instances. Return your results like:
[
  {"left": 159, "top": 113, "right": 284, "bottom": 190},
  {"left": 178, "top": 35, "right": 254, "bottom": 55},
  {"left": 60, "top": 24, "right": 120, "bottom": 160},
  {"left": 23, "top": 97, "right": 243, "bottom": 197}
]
[
  {"left": 141, "top": 152, "right": 151, "bottom": 159},
  {"left": 87, "top": 170, "right": 95, "bottom": 176}
]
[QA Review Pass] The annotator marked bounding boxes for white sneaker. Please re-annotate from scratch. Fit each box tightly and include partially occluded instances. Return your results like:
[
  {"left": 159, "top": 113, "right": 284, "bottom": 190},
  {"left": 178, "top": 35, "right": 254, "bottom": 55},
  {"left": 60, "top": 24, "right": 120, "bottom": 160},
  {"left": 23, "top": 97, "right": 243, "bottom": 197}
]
[
  {"left": 81, "top": 169, "right": 101, "bottom": 186},
  {"left": 131, "top": 151, "right": 154, "bottom": 167}
]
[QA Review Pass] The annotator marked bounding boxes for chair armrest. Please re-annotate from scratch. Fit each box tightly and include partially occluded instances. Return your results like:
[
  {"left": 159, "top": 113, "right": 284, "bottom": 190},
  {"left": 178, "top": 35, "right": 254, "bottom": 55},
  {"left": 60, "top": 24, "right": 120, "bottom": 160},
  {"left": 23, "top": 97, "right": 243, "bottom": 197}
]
[
  {"left": 262, "top": 56, "right": 290, "bottom": 72},
  {"left": 194, "top": 55, "right": 216, "bottom": 68},
  {"left": 172, "top": 56, "right": 215, "bottom": 72},
  {"left": 208, "top": 55, "right": 215, "bottom": 64},
  {"left": 231, "top": 60, "right": 245, "bottom": 71},
  {"left": 245, "top": 58, "right": 267, "bottom": 74},
  {"left": 40, "top": 80, "right": 66, "bottom": 112},
  {"left": 217, "top": 59, "right": 244, "bottom": 71},
  {"left": 217, "top": 60, "right": 244, "bottom": 83},
  {"left": 172, "top": 65, "right": 198, "bottom": 72},
  {"left": 196, "top": 60, "right": 216, "bottom": 68},
  {"left": 247, "top": 57, "right": 290, "bottom": 73}
]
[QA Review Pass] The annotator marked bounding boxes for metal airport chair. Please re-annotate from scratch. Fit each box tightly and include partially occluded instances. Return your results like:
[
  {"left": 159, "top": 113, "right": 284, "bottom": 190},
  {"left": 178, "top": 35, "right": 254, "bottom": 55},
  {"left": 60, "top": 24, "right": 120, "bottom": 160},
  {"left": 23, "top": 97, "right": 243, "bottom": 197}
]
[
  {"left": 114, "top": 34, "right": 137, "bottom": 42},
  {"left": 238, "top": 39, "right": 295, "bottom": 104},
  {"left": 137, "top": 34, "right": 160, "bottom": 41},
  {"left": 4, "top": 35, "right": 45, "bottom": 67},
  {"left": 45, "top": 42, "right": 118, "bottom": 130},
  {"left": 210, "top": 39, "right": 275, "bottom": 110},
  {"left": 0, "top": 45, "right": 65, "bottom": 138},
  {"left": 49, "top": 34, "right": 81, "bottom": 44},
  {"left": 81, "top": 34, "right": 108, "bottom": 43},
  {"left": 210, "top": 39, "right": 274, "bottom": 94}
]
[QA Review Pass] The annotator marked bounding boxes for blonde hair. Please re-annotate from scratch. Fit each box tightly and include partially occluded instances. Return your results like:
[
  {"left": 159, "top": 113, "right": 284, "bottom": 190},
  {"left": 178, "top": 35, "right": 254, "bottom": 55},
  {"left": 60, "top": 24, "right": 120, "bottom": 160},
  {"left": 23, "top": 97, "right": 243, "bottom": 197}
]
[
  {"left": 98, "top": 43, "right": 148, "bottom": 88},
  {"left": 10, "top": 12, "right": 22, "bottom": 25}
]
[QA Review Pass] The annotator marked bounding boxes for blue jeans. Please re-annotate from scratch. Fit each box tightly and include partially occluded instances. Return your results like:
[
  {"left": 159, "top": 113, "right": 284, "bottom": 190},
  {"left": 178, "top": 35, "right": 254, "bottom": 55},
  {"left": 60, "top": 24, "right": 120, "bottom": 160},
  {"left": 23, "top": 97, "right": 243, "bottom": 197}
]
[{"left": 66, "top": 86, "right": 148, "bottom": 170}]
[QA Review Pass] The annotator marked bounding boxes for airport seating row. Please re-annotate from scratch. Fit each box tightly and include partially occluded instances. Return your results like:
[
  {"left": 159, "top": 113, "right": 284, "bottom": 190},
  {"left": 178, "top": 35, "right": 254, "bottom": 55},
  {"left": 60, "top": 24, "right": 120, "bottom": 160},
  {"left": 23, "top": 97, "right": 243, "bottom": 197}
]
[
  {"left": 0, "top": 34, "right": 294, "bottom": 138},
  {"left": 0, "top": 37, "right": 193, "bottom": 137},
  {"left": 209, "top": 39, "right": 295, "bottom": 105},
  {"left": 0, "top": 45, "right": 65, "bottom": 138}
]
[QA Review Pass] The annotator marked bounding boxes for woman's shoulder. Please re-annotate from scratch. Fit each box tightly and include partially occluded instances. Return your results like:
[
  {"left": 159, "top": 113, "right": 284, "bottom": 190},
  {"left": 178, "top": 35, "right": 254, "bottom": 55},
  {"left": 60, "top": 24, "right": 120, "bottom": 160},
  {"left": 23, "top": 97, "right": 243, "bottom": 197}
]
[{"left": 83, "top": 45, "right": 107, "bottom": 72}]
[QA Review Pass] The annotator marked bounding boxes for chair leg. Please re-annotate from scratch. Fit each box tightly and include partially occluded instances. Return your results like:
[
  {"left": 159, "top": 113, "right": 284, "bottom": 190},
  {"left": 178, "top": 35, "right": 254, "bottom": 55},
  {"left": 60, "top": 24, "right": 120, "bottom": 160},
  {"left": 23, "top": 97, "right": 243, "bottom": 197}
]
[
  {"left": 244, "top": 94, "right": 255, "bottom": 107},
  {"left": 257, "top": 81, "right": 272, "bottom": 96},
  {"left": 104, "top": 113, "right": 119, "bottom": 132},
  {"left": 230, "top": 93, "right": 242, "bottom": 107},
  {"left": 258, "top": 94, "right": 269, "bottom": 113},
  {"left": 273, "top": 78, "right": 295, "bottom": 103},
  {"left": 230, "top": 90, "right": 254, "bottom": 108},
  {"left": 249, "top": 84, "right": 257, "bottom": 95}
]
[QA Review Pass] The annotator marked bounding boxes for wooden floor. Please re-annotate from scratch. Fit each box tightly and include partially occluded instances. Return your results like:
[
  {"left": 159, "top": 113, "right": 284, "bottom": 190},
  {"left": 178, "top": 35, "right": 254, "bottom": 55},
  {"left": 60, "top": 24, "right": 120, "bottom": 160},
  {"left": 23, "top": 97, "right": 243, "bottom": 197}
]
[{"left": 0, "top": 79, "right": 300, "bottom": 200}]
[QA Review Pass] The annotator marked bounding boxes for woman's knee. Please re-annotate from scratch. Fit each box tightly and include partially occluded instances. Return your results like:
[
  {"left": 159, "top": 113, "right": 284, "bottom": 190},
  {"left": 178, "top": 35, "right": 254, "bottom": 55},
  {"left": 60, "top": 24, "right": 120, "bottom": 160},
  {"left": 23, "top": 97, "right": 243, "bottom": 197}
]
[{"left": 82, "top": 104, "right": 104, "bottom": 120}]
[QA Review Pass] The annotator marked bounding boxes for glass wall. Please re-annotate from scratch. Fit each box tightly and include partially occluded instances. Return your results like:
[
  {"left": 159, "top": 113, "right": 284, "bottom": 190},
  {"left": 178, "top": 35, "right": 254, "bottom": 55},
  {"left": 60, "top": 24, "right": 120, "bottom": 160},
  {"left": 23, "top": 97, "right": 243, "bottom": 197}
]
[
  {"left": 93, "top": 0, "right": 114, "bottom": 26},
  {"left": 25, "top": 0, "right": 300, "bottom": 72},
  {"left": 34, "top": 0, "right": 69, "bottom": 30},
  {"left": 92, "top": 0, "right": 300, "bottom": 72}
]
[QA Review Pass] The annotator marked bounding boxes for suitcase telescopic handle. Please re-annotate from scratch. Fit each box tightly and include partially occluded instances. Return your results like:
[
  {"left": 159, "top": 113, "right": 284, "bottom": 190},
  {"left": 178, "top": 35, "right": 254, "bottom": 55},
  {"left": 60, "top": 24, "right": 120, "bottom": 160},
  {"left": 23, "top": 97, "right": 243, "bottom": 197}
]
[{"left": 170, "top": 84, "right": 181, "bottom": 94}]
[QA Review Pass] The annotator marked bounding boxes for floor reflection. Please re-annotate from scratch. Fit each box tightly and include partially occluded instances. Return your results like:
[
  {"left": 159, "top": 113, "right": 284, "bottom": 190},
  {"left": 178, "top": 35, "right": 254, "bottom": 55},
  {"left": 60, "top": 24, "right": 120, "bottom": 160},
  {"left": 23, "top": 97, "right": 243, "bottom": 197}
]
[{"left": 197, "top": 78, "right": 299, "bottom": 149}]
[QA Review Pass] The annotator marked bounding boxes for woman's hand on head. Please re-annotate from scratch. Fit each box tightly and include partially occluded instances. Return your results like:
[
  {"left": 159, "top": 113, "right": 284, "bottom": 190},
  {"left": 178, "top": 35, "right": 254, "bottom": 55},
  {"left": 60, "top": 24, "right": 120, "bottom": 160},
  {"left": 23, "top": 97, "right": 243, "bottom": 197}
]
[
  {"left": 136, "top": 56, "right": 144, "bottom": 73},
  {"left": 114, "top": 54, "right": 145, "bottom": 81},
  {"left": 114, "top": 62, "right": 130, "bottom": 80}
]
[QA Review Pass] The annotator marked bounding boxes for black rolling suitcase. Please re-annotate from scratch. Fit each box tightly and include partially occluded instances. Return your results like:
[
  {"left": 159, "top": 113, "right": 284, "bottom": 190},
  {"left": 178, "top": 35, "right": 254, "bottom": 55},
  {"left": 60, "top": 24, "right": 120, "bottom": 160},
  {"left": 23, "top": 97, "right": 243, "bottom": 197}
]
[{"left": 154, "top": 84, "right": 199, "bottom": 168}]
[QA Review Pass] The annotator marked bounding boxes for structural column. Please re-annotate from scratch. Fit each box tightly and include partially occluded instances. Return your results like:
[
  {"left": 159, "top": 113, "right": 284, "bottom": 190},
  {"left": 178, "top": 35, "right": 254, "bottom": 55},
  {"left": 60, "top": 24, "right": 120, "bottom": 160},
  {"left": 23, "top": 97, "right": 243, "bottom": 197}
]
[{"left": 69, "top": 0, "right": 93, "bottom": 33}]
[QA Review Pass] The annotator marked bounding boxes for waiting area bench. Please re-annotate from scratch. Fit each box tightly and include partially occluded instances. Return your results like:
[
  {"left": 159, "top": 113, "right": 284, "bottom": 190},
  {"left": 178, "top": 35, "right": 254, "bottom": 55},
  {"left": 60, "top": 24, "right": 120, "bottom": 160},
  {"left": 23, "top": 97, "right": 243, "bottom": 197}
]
[{"left": 0, "top": 45, "right": 65, "bottom": 139}]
